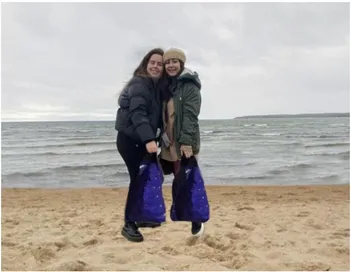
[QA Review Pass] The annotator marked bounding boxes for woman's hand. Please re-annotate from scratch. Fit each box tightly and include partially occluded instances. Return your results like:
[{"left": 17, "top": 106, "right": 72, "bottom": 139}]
[
  {"left": 146, "top": 141, "right": 158, "bottom": 153},
  {"left": 161, "top": 132, "right": 171, "bottom": 148},
  {"left": 180, "top": 145, "right": 193, "bottom": 158}
]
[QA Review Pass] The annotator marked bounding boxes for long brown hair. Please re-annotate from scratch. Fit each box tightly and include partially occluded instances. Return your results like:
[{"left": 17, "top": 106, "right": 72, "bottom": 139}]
[
  {"left": 133, "top": 48, "right": 164, "bottom": 77},
  {"left": 117, "top": 48, "right": 165, "bottom": 103}
]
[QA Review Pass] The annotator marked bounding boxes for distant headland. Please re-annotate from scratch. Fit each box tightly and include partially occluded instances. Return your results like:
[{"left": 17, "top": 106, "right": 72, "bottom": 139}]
[{"left": 234, "top": 112, "right": 350, "bottom": 119}]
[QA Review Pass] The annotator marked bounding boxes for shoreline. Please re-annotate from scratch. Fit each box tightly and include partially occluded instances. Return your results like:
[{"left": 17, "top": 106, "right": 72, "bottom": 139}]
[
  {"left": 2, "top": 183, "right": 350, "bottom": 190},
  {"left": 2, "top": 184, "right": 349, "bottom": 271}
]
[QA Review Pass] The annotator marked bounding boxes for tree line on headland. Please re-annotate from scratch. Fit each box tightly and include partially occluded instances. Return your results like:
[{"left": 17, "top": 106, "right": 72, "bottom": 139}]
[{"left": 234, "top": 112, "right": 350, "bottom": 119}]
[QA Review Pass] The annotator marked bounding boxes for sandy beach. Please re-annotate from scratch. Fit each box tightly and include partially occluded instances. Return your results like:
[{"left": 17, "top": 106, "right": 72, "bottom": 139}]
[{"left": 2, "top": 185, "right": 349, "bottom": 271}]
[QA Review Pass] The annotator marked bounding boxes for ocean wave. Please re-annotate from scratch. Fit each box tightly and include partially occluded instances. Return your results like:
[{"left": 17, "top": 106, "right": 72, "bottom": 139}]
[
  {"left": 2, "top": 141, "right": 116, "bottom": 149},
  {"left": 201, "top": 131, "right": 347, "bottom": 139},
  {"left": 233, "top": 132, "right": 283, "bottom": 137},
  {"left": 2, "top": 149, "right": 116, "bottom": 157},
  {"left": 202, "top": 131, "right": 283, "bottom": 138},
  {"left": 217, "top": 174, "right": 272, "bottom": 180},
  {"left": 286, "top": 135, "right": 343, "bottom": 139},
  {"left": 304, "top": 142, "right": 349, "bottom": 148},
  {"left": 3, "top": 162, "right": 128, "bottom": 179},
  {"left": 201, "top": 130, "right": 230, "bottom": 135},
  {"left": 202, "top": 162, "right": 256, "bottom": 168},
  {"left": 257, "top": 132, "right": 281, "bottom": 136},
  {"left": 238, "top": 175, "right": 272, "bottom": 180},
  {"left": 243, "top": 124, "right": 268, "bottom": 127},
  {"left": 2, "top": 135, "right": 101, "bottom": 143},
  {"left": 338, "top": 151, "right": 350, "bottom": 158},
  {"left": 267, "top": 169, "right": 291, "bottom": 175},
  {"left": 306, "top": 151, "right": 349, "bottom": 159},
  {"left": 330, "top": 123, "right": 348, "bottom": 127},
  {"left": 286, "top": 163, "right": 314, "bottom": 169},
  {"left": 267, "top": 163, "right": 314, "bottom": 175},
  {"left": 319, "top": 174, "right": 340, "bottom": 180},
  {"left": 283, "top": 142, "right": 303, "bottom": 146},
  {"left": 64, "top": 136, "right": 103, "bottom": 141},
  {"left": 317, "top": 135, "right": 344, "bottom": 138}
]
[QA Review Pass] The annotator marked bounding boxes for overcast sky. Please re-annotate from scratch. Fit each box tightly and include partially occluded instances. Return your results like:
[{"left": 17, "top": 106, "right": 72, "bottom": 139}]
[{"left": 2, "top": 2, "right": 350, "bottom": 121}]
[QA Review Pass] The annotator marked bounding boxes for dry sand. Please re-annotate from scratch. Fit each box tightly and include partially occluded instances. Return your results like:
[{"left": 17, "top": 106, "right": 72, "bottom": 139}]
[{"left": 2, "top": 185, "right": 349, "bottom": 271}]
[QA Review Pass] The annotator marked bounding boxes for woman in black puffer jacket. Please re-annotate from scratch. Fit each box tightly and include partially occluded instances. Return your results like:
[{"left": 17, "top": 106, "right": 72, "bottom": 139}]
[{"left": 115, "top": 48, "right": 165, "bottom": 243}]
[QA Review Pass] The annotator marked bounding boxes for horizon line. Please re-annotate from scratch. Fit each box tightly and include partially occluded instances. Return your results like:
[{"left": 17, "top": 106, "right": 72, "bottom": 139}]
[{"left": 1, "top": 111, "right": 349, "bottom": 123}]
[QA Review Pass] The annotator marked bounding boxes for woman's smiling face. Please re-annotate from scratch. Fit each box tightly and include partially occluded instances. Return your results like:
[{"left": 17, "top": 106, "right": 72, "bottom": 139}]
[
  {"left": 165, "top": 58, "right": 181, "bottom": 76},
  {"left": 147, "top": 54, "right": 163, "bottom": 78}
]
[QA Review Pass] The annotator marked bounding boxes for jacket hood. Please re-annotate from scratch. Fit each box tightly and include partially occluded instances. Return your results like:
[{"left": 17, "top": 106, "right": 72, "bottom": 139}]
[{"left": 178, "top": 68, "right": 201, "bottom": 90}]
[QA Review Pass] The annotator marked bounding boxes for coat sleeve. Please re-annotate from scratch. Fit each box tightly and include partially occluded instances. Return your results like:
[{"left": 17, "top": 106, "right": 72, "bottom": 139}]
[
  {"left": 179, "top": 85, "right": 201, "bottom": 146},
  {"left": 128, "top": 83, "right": 155, "bottom": 144}
]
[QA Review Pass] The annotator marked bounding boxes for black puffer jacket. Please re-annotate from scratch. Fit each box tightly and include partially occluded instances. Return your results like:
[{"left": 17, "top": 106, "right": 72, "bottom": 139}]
[{"left": 115, "top": 76, "right": 162, "bottom": 144}]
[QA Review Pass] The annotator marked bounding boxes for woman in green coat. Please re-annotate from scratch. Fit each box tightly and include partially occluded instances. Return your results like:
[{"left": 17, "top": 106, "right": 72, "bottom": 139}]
[{"left": 159, "top": 48, "right": 204, "bottom": 237}]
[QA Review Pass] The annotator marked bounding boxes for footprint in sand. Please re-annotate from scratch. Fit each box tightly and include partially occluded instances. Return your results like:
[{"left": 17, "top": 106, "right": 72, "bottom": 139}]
[
  {"left": 225, "top": 232, "right": 241, "bottom": 240},
  {"left": 221, "top": 192, "right": 236, "bottom": 196},
  {"left": 235, "top": 222, "right": 254, "bottom": 231},
  {"left": 66, "top": 211, "right": 78, "bottom": 217},
  {"left": 103, "top": 253, "right": 128, "bottom": 264},
  {"left": 286, "top": 192, "right": 297, "bottom": 196},
  {"left": 335, "top": 247, "right": 350, "bottom": 255},
  {"left": 31, "top": 246, "right": 56, "bottom": 262},
  {"left": 240, "top": 243, "right": 248, "bottom": 250},
  {"left": 83, "top": 238, "right": 99, "bottom": 246},
  {"left": 309, "top": 223, "right": 324, "bottom": 230},
  {"left": 276, "top": 227, "right": 287, "bottom": 233},
  {"left": 307, "top": 248, "right": 317, "bottom": 254},
  {"left": 185, "top": 236, "right": 198, "bottom": 246},
  {"left": 296, "top": 211, "right": 310, "bottom": 217},
  {"left": 263, "top": 240, "right": 272, "bottom": 249},
  {"left": 331, "top": 229, "right": 349, "bottom": 239},
  {"left": 1, "top": 240, "right": 17, "bottom": 247},
  {"left": 54, "top": 238, "right": 77, "bottom": 250},
  {"left": 59, "top": 219, "right": 71, "bottom": 225},
  {"left": 256, "top": 192, "right": 267, "bottom": 196},
  {"left": 49, "top": 260, "right": 91, "bottom": 271},
  {"left": 298, "top": 262, "right": 331, "bottom": 271},
  {"left": 4, "top": 219, "right": 20, "bottom": 225},
  {"left": 223, "top": 256, "right": 247, "bottom": 270},
  {"left": 288, "top": 240, "right": 296, "bottom": 246},
  {"left": 161, "top": 245, "right": 180, "bottom": 255},
  {"left": 202, "top": 235, "right": 226, "bottom": 250},
  {"left": 266, "top": 251, "right": 287, "bottom": 259},
  {"left": 88, "top": 219, "right": 104, "bottom": 227},
  {"left": 237, "top": 206, "right": 255, "bottom": 211},
  {"left": 54, "top": 241, "right": 66, "bottom": 250},
  {"left": 186, "top": 234, "right": 233, "bottom": 251}
]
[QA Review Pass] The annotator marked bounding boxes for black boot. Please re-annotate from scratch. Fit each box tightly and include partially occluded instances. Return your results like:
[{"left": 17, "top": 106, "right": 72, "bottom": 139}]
[
  {"left": 191, "top": 222, "right": 204, "bottom": 237},
  {"left": 121, "top": 222, "right": 144, "bottom": 242}
]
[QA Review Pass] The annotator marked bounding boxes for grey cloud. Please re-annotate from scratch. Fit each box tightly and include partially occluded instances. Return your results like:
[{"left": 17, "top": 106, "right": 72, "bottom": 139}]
[
  {"left": 241, "top": 3, "right": 349, "bottom": 49},
  {"left": 2, "top": 2, "right": 349, "bottom": 121}
]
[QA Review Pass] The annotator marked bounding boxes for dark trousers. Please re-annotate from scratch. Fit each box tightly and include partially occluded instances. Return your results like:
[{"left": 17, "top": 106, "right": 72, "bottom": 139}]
[{"left": 116, "top": 132, "right": 146, "bottom": 224}]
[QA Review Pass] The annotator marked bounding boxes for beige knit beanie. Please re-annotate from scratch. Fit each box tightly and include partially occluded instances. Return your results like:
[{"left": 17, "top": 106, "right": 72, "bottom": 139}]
[{"left": 163, "top": 48, "right": 186, "bottom": 63}]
